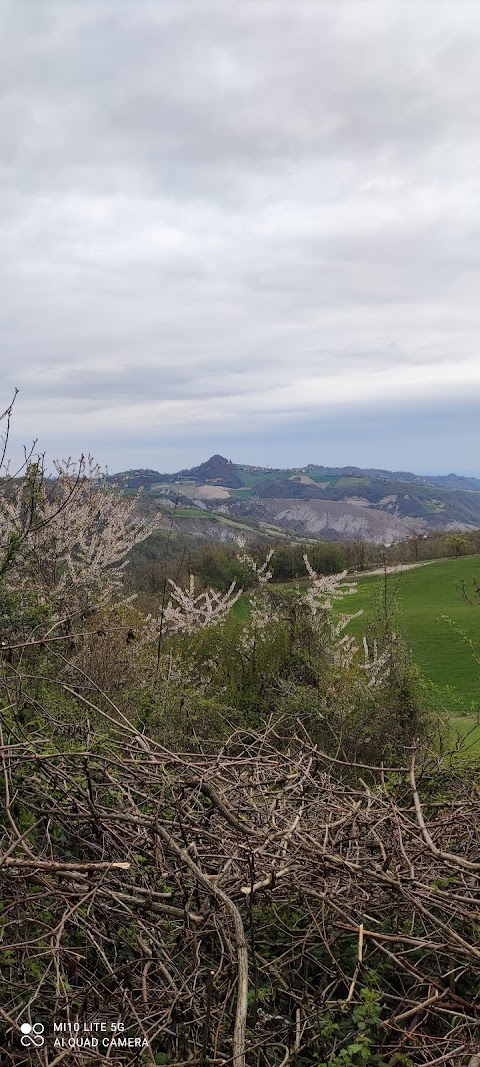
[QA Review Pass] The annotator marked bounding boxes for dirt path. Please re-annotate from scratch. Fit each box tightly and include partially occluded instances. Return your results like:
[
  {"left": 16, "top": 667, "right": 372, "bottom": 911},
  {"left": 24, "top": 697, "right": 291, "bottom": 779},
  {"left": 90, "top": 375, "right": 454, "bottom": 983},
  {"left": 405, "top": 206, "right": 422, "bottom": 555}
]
[{"left": 351, "top": 559, "right": 442, "bottom": 579}]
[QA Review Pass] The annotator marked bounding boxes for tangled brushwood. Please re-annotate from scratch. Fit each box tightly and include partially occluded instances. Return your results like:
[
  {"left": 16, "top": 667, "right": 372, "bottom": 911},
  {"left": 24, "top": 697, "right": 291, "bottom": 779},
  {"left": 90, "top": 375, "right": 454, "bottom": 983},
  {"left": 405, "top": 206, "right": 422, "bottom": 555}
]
[{"left": 1, "top": 716, "right": 479, "bottom": 1067}]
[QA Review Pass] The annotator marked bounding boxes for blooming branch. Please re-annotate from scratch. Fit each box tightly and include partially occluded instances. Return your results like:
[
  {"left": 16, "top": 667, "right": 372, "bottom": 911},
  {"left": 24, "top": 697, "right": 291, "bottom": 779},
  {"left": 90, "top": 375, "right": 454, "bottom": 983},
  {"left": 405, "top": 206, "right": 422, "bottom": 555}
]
[{"left": 162, "top": 574, "right": 241, "bottom": 635}]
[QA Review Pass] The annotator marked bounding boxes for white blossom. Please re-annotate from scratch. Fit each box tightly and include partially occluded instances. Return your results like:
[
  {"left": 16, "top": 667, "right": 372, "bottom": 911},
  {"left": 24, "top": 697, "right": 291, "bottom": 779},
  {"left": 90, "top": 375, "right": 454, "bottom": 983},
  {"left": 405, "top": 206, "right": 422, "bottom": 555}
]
[
  {"left": 362, "top": 634, "right": 395, "bottom": 687},
  {"left": 162, "top": 574, "right": 241, "bottom": 635},
  {"left": 0, "top": 455, "right": 160, "bottom": 620},
  {"left": 237, "top": 546, "right": 274, "bottom": 585},
  {"left": 302, "top": 555, "right": 359, "bottom": 615},
  {"left": 302, "top": 554, "right": 390, "bottom": 688}
]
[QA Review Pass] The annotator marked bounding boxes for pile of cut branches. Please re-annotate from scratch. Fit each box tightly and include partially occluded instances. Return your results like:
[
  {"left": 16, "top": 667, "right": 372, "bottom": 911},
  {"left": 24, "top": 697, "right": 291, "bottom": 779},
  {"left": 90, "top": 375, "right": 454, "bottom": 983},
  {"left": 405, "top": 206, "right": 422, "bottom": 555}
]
[{"left": 1, "top": 716, "right": 479, "bottom": 1067}]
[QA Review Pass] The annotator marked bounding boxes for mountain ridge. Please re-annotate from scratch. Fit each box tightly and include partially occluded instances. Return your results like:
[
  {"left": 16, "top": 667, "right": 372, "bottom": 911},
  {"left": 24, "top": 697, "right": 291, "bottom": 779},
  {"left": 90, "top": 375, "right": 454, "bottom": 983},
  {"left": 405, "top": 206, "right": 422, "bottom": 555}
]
[{"left": 111, "top": 454, "right": 480, "bottom": 492}]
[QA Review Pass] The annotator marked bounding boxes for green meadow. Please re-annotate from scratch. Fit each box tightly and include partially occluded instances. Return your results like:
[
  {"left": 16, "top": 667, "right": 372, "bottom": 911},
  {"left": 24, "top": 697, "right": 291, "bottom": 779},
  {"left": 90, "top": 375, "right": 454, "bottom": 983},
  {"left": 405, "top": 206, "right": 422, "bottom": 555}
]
[
  {"left": 234, "top": 555, "right": 480, "bottom": 753},
  {"left": 345, "top": 556, "right": 480, "bottom": 752}
]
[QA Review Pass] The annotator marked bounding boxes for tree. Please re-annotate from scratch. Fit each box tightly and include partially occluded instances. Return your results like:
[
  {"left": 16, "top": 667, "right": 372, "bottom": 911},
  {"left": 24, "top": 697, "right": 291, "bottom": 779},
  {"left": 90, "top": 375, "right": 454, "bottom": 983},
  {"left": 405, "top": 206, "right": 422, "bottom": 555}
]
[
  {"left": 444, "top": 532, "right": 469, "bottom": 558},
  {"left": 0, "top": 454, "right": 161, "bottom": 629}
]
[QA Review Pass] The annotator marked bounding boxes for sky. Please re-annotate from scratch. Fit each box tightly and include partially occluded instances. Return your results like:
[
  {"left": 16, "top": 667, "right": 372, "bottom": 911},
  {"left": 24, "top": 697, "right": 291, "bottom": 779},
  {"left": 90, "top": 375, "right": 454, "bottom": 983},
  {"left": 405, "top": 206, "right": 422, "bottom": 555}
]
[{"left": 2, "top": 0, "right": 480, "bottom": 475}]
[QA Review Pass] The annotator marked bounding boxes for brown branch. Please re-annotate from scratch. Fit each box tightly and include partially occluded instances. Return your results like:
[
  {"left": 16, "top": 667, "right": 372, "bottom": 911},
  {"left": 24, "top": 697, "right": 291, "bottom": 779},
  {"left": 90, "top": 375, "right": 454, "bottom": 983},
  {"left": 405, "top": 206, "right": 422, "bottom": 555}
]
[{"left": 0, "top": 858, "right": 130, "bottom": 871}]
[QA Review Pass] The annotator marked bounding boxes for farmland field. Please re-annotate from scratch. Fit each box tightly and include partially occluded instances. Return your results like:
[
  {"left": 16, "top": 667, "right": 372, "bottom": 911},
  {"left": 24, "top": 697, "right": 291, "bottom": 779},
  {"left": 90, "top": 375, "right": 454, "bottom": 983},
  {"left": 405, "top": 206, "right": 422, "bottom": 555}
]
[
  {"left": 236, "top": 470, "right": 272, "bottom": 487},
  {"left": 227, "top": 487, "right": 255, "bottom": 499}
]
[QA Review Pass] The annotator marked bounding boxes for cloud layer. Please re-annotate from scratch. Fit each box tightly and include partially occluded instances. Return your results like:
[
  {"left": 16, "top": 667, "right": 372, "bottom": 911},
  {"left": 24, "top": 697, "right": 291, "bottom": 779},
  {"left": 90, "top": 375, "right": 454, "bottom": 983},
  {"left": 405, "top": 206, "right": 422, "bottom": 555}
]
[{"left": 1, "top": 1, "right": 480, "bottom": 470}]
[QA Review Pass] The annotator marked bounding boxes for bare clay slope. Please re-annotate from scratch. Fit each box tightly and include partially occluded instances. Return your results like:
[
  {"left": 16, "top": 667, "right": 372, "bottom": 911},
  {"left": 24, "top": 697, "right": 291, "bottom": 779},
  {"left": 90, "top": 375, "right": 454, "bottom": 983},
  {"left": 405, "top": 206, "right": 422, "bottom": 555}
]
[{"left": 229, "top": 498, "right": 422, "bottom": 542}]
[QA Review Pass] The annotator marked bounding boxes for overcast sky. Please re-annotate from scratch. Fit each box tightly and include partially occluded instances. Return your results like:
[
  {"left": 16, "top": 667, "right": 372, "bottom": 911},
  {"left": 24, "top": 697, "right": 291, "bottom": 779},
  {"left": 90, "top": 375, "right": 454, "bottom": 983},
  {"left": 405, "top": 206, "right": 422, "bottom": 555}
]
[{"left": 2, "top": 0, "right": 480, "bottom": 474}]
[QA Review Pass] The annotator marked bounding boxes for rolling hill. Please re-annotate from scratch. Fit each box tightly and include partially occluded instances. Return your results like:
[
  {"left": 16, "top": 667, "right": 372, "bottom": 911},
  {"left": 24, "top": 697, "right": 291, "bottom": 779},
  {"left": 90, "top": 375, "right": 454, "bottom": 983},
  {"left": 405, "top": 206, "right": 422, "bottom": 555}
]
[{"left": 111, "top": 455, "right": 480, "bottom": 543}]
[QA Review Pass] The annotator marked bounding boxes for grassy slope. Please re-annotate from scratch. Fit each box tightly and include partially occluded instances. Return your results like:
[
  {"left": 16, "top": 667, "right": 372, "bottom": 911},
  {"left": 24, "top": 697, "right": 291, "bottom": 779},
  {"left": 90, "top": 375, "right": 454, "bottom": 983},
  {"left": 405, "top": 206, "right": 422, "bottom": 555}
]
[
  {"left": 236, "top": 471, "right": 272, "bottom": 487},
  {"left": 235, "top": 556, "right": 480, "bottom": 752},
  {"left": 348, "top": 556, "right": 480, "bottom": 752},
  {"left": 160, "top": 503, "right": 293, "bottom": 540},
  {"left": 235, "top": 556, "right": 480, "bottom": 711},
  {"left": 164, "top": 506, "right": 260, "bottom": 532},
  {"left": 350, "top": 557, "right": 479, "bottom": 702}
]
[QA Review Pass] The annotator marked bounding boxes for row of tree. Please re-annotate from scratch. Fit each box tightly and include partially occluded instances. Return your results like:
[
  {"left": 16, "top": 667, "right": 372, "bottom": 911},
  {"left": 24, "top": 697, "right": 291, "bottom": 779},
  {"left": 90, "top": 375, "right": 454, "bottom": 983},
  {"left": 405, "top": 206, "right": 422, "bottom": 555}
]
[{"left": 126, "top": 527, "right": 480, "bottom": 606}]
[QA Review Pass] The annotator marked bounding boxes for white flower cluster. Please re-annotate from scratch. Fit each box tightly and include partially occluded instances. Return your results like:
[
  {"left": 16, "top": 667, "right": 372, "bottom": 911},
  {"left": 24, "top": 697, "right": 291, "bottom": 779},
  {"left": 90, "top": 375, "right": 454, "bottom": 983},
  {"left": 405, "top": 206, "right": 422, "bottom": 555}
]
[
  {"left": 236, "top": 547, "right": 278, "bottom": 654},
  {"left": 237, "top": 546, "right": 274, "bottom": 585},
  {"left": 302, "top": 555, "right": 391, "bottom": 688},
  {"left": 162, "top": 574, "right": 241, "bottom": 635},
  {"left": 362, "top": 635, "right": 394, "bottom": 687},
  {"left": 238, "top": 602, "right": 279, "bottom": 655},
  {"left": 302, "top": 555, "right": 358, "bottom": 614},
  {"left": 0, "top": 455, "right": 160, "bottom": 620}
]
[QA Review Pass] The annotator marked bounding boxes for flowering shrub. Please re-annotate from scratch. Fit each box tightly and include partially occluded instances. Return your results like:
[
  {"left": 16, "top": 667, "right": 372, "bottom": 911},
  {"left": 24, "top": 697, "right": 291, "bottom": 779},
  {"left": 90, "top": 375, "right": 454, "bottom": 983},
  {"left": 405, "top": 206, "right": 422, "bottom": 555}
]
[
  {"left": 301, "top": 554, "right": 358, "bottom": 613},
  {"left": 0, "top": 455, "right": 160, "bottom": 626},
  {"left": 162, "top": 573, "right": 241, "bottom": 634}
]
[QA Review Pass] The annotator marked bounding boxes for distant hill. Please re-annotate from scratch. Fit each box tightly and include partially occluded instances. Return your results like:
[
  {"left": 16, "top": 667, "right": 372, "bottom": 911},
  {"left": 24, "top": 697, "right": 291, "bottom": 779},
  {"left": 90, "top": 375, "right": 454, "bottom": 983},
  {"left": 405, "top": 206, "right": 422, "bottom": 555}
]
[
  {"left": 174, "top": 454, "right": 244, "bottom": 488},
  {"left": 303, "top": 465, "right": 480, "bottom": 492},
  {"left": 110, "top": 454, "right": 243, "bottom": 489},
  {"left": 111, "top": 456, "right": 480, "bottom": 542}
]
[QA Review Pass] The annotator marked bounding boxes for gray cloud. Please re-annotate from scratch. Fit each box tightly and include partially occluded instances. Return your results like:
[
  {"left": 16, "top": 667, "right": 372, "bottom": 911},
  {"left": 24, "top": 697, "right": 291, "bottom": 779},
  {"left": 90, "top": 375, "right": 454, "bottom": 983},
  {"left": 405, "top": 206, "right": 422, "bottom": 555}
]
[{"left": 1, "top": 0, "right": 480, "bottom": 469}]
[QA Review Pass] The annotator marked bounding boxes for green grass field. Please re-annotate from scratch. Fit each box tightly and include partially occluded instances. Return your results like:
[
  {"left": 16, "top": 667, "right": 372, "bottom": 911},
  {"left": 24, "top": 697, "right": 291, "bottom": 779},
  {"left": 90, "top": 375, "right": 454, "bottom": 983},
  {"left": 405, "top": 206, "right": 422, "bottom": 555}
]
[
  {"left": 159, "top": 503, "right": 279, "bottom": 540},
  {"left": 228, "top": 488, "right": 255, "bottom": 499},
  {"left": 234, "top": 555, "right": 480, "bottom": 753},
  {"left": 168, "top": 507, "right": 259, "bottom": 531},
  {"left": 349, "top": 558, "right": 479, "bottom": 706},
  {"left": 236, "top": 471, "right": 271, "bottom": 487},
  {"left": 345, "top": 557, "right": 480, "bottom": 753}
]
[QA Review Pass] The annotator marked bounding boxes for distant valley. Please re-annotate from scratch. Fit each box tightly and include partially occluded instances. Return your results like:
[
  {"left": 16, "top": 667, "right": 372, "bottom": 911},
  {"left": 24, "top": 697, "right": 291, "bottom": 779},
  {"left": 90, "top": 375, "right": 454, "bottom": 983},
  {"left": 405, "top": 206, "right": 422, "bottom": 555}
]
[{"left": 111, "top": 454, "right": 480, "bottom": 543}]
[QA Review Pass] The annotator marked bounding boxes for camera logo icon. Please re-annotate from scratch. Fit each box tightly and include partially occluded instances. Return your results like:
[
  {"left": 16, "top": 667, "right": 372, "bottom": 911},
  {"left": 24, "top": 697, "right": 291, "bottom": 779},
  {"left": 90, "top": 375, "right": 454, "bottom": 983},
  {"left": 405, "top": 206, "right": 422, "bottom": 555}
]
[{"left": 20, "top": 1022, "right": 45, "bottom": 1048}]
